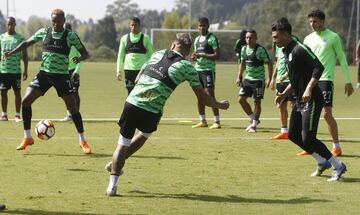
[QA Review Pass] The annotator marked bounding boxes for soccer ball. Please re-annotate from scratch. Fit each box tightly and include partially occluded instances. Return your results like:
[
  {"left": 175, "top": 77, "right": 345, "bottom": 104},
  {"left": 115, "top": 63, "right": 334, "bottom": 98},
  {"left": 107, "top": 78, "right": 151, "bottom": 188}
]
[{"left": 35, "top": 119, "right": 55, "bottom": 140}]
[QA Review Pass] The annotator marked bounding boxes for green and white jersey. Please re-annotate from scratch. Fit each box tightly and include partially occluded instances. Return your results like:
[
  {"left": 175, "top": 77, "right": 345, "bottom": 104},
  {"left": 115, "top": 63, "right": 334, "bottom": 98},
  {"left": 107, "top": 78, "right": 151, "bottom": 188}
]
[
  {"left": 303, "top": 28, "right": 351, "bottom": 83},
  {"left": 241, "top": 44, "right": 270, "bottom": 81},
  {"left": 68, "top": 46, "right": 82, "bottom": 75},
  {"left": 274, "top": 46, "right": 288, "bottom": 83},
  {"left": 194, "top": 33, "right": 219, "bottom": 72},
  {"left": 31, "top": 27, "right": 85, "bottom": 74},
  {"left": 126, "top": 49, "right": 202, "bottom": 114},
  {"left": 0, "top": 32, "right": 25, "bottom": 74}
]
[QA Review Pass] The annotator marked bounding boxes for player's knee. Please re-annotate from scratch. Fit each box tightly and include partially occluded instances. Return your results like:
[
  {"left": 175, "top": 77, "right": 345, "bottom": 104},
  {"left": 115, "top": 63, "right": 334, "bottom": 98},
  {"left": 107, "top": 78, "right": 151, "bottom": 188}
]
[{"left": 323, "top": 111, "right": 333, "bottom": 120}]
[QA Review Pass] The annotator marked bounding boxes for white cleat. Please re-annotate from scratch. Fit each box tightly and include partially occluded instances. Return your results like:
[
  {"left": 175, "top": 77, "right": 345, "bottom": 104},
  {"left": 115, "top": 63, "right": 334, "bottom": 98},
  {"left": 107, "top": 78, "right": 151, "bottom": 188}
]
[
  {"left": 60, "top": 115, "right": 72, "bottom": 122},
  {"left": 106, "top": 185, "right": 117, "bottom": 197},
  {"left": 311, "top": 161, "right": 331, "bottom": 177},
  {"left": 327, "top": 162, "right": 347, "bottom": 182}
]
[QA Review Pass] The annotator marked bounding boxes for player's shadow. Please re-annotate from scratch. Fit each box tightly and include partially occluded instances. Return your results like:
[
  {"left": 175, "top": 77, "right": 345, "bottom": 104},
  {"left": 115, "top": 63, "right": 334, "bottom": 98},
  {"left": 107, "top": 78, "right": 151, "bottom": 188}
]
[
  {"left": 132, "top": 155, "right": 186, "bottom": 160},
  {"left": 122, "top": 190, "right": 330, "bottom": 204},
  {"left": 0, "top": 209, "right": 119, "bottom": 215},
  {"left": 23, "top": 152, "right": 111, "bottom": 158}
]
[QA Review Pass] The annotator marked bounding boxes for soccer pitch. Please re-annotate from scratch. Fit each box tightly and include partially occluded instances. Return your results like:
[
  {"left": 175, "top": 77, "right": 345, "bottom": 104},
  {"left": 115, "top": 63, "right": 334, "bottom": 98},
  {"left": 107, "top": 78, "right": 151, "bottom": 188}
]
[{"left": 0, "top": 62, "right": 360, "bottom": 214}]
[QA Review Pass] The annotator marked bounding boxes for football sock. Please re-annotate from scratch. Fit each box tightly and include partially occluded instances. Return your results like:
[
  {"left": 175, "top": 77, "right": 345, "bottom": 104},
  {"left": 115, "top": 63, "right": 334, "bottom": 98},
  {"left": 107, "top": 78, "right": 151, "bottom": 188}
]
[
  {"left": 24, "top": 129, "right": 31, "bottom": 138},
  {"left": 214, "top": 115, "right": 220, "bottom": 123},
  {"left": 311, "top": 152, "right": 327, "bottom": 164},
  {"left": 199, "top": 115, "right": 206, "bottom": 122},
  {"left": 15, "top": 112, "right": 20, "bottom": 117},
  {"left": 248, "top": 113, "right": 255, "bottom": 121},
  {"left": 79, "top": 133, "right": 85, "bottom": 142},
  {"left": 1, "top": 112, "right": 7, "bottom": 116},
  {"left": 71, "top": 112, "right": 84, "bottom": 133},
  {"left": 67, "top": 110, "right": 72, "bottom": 117},
  {"left": 251, "top": 119, "right": 258, "bottom": 126},
  {"left": 328, "top": 156, "right": 342, "bottom": 169},
  {"left": 281, "top": 127, "right": 288, "bottom": 133},
  {"left": 333, "top": 143, "right": 340, "bottom": 149},
  {"left": 22, "top": 106, "right": 32, "bottom": 130},
  {"left": 109, "top": 174, "right": 119, "bottom": 187}
]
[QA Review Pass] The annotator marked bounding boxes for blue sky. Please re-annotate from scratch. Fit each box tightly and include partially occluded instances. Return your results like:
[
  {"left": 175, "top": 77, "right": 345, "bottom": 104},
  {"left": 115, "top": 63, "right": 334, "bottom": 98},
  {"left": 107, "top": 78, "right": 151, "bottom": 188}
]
[{"left": 0, "top": 0, "right": 176, "bottom": 21}]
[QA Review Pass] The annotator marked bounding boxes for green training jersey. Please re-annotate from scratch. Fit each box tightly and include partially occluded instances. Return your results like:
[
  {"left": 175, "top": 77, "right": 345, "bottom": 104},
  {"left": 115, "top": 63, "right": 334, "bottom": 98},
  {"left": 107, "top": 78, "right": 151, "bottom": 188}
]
[
  {"left": 274, "top": 46, "right": 289, "bottom": 83},
  {"left": 194, "top": 33, "right": 219, "bottom": 72},
  {"left": 116, "top": 32, "right": 153, "bottom": 71},
  {"left": 126, "top": 49, "right": 202, "bottom": 114},
  {"left": 68, "top": 46, "right": 82, "bottom": 75},
  {"left": 303, "top": 28, "right": 351, "bottom": 83},
  {"left": 0, "top": 32, "right": 25, "bottom": 74},
  {"left": 241, "top": 44, "right": 270, "bottom": 81},
  {"left": 31, "top": 27, "right": 86, "bottom": 74}
]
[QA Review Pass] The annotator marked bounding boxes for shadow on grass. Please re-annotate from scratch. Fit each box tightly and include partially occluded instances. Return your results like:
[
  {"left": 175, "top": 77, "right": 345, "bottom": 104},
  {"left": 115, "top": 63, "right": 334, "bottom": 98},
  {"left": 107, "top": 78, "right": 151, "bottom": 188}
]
[
  {"left": 122, "top": 190, "right": 330, "bottom": 204},
  {"left": 132, "top": 155, "right": 186, "bottom": 160},
  {"left": 1, "top": 208, "right": 145, "bottom": 215},
  {"left": 23, "top": 153, "right": 111, "bottom": 158}
]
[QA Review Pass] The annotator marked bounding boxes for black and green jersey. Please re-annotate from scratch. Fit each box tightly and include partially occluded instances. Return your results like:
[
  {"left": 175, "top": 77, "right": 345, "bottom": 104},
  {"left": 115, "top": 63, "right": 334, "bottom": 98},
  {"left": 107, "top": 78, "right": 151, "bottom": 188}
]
[
  {"left": 194, "top": 33, "right": 219, "bottom": 72},
  {"left": 31, "top": 27, "right": 85, "bottom": 74},
  {"left": 127, "top": 49, "right": 201, "bottom": 114},
  {"left": 68, "top": 46, "right": 82, "bottom": 75},
  {"left": 241, "top": 44, "right": 270, "bottom": 81},
  {"left": 0, "top": 32, "right": 25, "bottom": 74}
]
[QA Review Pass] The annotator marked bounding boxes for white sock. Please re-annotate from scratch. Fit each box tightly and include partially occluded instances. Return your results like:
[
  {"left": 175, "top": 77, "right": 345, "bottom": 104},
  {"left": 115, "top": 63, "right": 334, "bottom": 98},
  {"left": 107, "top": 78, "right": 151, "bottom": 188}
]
[
  {"left": 108, "top": 174, "right": 119, "bottom": 188},
  {"left": 24, "top": 130, "right": 31, "bottom": 138},
  {"left": 252, "top": 119, "right": 258, "bottom": 126},
  {"left": 79, "top": 133, "right": 85, "bottom": 142},
  {"left": 199, "top": 115, "right": 206, "bottom": 121},
  {"left": 15, "top": 112, "right": 20, "bottom": 117},
  {"left": 281, "top": 127, "right": 288, "bottom": 133},
  {"left": 328, "top": 156, "right": 342, "bottom": 169},
  {"left": 333, "top": 143, "right": 340, "bottom": 149},
  {"left": 248, "top": 114, "right": 255, "bottom": 121},
  {"left": 311, "top": 152, "right": 327, "bottom": 164},
  {"left": 67, "top": 110, "right": 72, "bottom": 117},
  {"left": 214, "top": 115, "right": 220, "bottom": 123},
  {"left": 2, "top": 112, "right": 7, "bottom": 116}
]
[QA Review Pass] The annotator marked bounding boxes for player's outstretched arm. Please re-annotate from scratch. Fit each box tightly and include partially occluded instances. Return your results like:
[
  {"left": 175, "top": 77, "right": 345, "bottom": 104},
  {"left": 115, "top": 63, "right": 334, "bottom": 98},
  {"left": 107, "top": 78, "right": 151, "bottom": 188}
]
[
  {"left": 5, "top": 39, "right": 36, "bottom": 58},
  {"left": 192, "top": 87, "right": 229, "bottom": 110}
]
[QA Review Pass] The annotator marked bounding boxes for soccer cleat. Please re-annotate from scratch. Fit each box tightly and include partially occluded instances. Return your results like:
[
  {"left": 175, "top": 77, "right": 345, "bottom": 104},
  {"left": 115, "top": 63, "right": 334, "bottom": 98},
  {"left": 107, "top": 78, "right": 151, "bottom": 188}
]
[
  {"left": 106, "top": 185, "right": 117, "bottom": 197},
  {"left": 105, "top": 162, "right": 124, "bottom": 175},
  {"left": 356, "top": 83, "right": 360, "bottom": 89},
  {"left": 331, "top": 147, "right": 342, "bottom": 157},
  {"left": 271, "top": 132, "right": 288, "bottom": 140},
  {"left": 16, "top": 137, "right": 34, "bottom": 150},
  {"left": 14, "top": 115, "right": 22, "bottom": 122},
  {"left": 297, "top": 150, "right": 310, "bottom": 156},
  {"left": 60, "top": 115, "right": 72, "bottom": 122},
  {"left": 311, "top": 160, "right": 331, "bottom": 177},
  {"left": 209, "top": 122, "right": 221, "bottom": 129},
  {"left": 79, "top": 140, "right": 91, "bottom": 154},
  {"left": 192, "top": 121, "right": 208, "bottom": 128},
  {"left": 247, "top": 125, "right": 256, "bottom": 133},
  {"left": 327, "top": 162, "right": 347, "bottom": 182},
  {"left": 0, "top": 114, "right": 8, "bottom": 121}
]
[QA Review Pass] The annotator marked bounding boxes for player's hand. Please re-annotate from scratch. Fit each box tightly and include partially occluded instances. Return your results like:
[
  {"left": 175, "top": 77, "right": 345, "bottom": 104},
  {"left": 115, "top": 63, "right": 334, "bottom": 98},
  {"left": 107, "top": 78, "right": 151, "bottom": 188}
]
[
  {"left": 116, "top": 72, "right": 122, "bottom": 81},
  {"left": 191, "top": 53, "right": 197, "bottom": 61},
  {"left": 302, "top": 89, "right": 311, "bottom": 103},
  {"left": 269, "top": 79, "right": 275, "bottom": 90},
  {"left": 71, "top": 56, "right": 80, "bottom": 64},
  {"left": 345, "top": 83, "right": 354, "bottom": 97},
  {"left": 4, "top": 51, "right": 12, "bottom": 59},
  {"left": 274, "top": 92, "right": 285, "bottom": 107},
  {"left": 235, "top": 77, "right": 242, "bottom": 87},
  {"left": 279, "top": 75, "right": 287, "bottom": 84},
  {"left": 23, "top": 72, "right": 28, "bottom": 81},
  {"left": 218, "top": 100, "right": 230, "bottom": 110}
]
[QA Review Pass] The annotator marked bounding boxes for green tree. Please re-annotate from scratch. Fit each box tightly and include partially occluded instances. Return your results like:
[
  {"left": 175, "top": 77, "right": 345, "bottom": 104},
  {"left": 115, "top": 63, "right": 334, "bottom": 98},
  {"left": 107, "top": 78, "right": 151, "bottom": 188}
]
[
  {"left": 91, "top": 16, "right": 117, "bottom": 50},
  {"left": 0, "top": 10, "right": 5, "bottom": 33},
  {"left": 106, "top": 0, "right": 140, "bottom": 23}
]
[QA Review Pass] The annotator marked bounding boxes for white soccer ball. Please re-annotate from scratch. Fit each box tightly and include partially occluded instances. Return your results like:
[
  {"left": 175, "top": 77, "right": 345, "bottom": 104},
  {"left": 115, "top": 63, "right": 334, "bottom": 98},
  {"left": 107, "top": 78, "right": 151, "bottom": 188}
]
[{"left": 35, "top": 119, "right": 55, "bottom": 140}]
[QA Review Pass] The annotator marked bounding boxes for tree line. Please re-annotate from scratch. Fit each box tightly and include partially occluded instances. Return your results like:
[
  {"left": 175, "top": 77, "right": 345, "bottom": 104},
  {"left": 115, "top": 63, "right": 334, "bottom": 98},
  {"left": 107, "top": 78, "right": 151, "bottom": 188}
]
[{"left": 0, "top": 0, "right": 357, "bottom": 62}]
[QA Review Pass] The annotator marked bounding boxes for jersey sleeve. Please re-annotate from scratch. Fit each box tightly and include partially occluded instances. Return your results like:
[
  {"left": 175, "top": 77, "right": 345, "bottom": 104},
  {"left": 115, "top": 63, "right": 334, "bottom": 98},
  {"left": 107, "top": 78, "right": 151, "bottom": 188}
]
[
  {"left": 116, "top": 35, "right": 127, "bottom": 71},
  {"left": 209, "top": 34, "right": 219, "bottom": 49},
  {"left": 31, "top": 28, "right": 48, "bottom": 42},
  {"left": 240, "top": 45, "right": 246, "bottom": 61},
  {"left": 333, "top": 34, "right": 351, "bottom": 83},
  {"left": 183, "top": 62, "right": 202, "bottom": 88},
  {"left": 258, "top": 46, "right": 270, "bottom": 63},
  {"left": 68, "top": 32, "right": 86, "bottom": 51},
  {"left": 143, "top": 34, "right": 153, "bottom": 60}
]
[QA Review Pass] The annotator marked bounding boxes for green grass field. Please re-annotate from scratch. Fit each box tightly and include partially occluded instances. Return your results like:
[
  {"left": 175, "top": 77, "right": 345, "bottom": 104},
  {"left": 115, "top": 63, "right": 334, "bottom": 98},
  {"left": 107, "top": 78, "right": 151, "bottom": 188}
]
[{"left": 1, "top": 62, "right": 360, "bottom": 215}]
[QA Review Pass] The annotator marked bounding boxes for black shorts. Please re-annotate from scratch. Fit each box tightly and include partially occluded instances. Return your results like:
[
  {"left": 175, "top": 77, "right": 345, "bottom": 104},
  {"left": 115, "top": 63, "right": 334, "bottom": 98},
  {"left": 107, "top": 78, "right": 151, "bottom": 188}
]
[
  {"left": 318, "top": 81, "right": 333, "bottom": 107},
  {"left": 276, "top": 82, "right": 296, "bottom": 102},
  {"left": 0, "top": 73, "right": 21, "bottom": 91},
  {"left": 239, "top": 79, "right": 265, "bottom": 99},
  {"left": 118, "top": 102, "right": 161, "bottom": 139},
  {"left": 198, "top": 70, "right": 215, "bottom": 88},
  {"left": 69, "top": 69, "right": 80, "bottom": 93},
  {"left": 29, "top": 71, "right": 75, "bottom": 97},
  {"left": 125, "top": 70, "right": 140, "bottom": 89}
]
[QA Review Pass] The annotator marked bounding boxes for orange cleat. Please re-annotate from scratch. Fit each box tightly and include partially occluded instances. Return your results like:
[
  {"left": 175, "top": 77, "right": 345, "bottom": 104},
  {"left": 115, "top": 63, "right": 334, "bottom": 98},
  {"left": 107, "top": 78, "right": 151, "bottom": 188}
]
[
  {"left": 16, "top": 137, "right": 34, "bottom": 150},
  {"left": 192, "top": 121, "right": 208, "bottom": 128},
  {"left": 209, "top": 122, "right": 221, "bottom": 129},
  {"left": 331, "top": 147, "right": 342, "bottom": 157},
  {"left": 80, "top": 140, "right": 91, "bottom": 154},
  {"left": 297, "top": 150, "right": 310, "bottom": 156},
  {"left": 271, "top": 132, "right": 288, "bottom": 140}
]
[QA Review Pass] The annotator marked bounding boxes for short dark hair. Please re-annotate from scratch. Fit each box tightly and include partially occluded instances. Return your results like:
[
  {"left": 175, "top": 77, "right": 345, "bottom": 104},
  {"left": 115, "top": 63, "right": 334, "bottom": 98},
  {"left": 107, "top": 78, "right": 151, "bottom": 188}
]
[
  {"left": 198, "top": 17, "right": 209, "bottom": 24},
  {"left": 239, "top": 30, "right": 246, "bottom": 40},
  {"left": 130, "top": 17, "right": 140, "bottom": 25},
  {"left": 64, "top": 22, "right": 72, "bottom": 30},
  {"left": 307, "top": 9, "right": 325, "bottom": 20},
  {"left": 271, "top": 17, "right": 292, "bottom": 34},
  {"left": 174, "top": 33, "right": 192, "bottom": 50},
  {"left": 246, "top": 29, "right": 257, "bottom": 38}
]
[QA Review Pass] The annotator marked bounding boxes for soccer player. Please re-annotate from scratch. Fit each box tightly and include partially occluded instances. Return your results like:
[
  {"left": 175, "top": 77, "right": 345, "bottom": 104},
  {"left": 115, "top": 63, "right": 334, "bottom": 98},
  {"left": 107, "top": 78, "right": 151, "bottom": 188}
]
[
  {"left": 272, "top": 17, "right": 346, "bottom": 181},
  {"left": 116, "top": 17, "right": 153, "bottom": 94},
  {"left": 105, "top": 33, "right": 230, "bottom": 196},
  {"left": 234, "top": 30, "right": 247, "bottom": 63},
  {"left": 61, "top": 23, "right": 82, "bottom": 122},
  {"left": 0, "top": 17, "right": 28, "bottom": 122},
  {"left": 5, "top": 9, "right": 91, "bottom": 154},
  {"left": 299, "top": 9, "right": 354, "bottom": 156},
  {"left": 191, "top": 17, "right": 221, "bottom": 129},
  {"left": 235, "top": 29, "right": 273, "bottom": 132}
]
